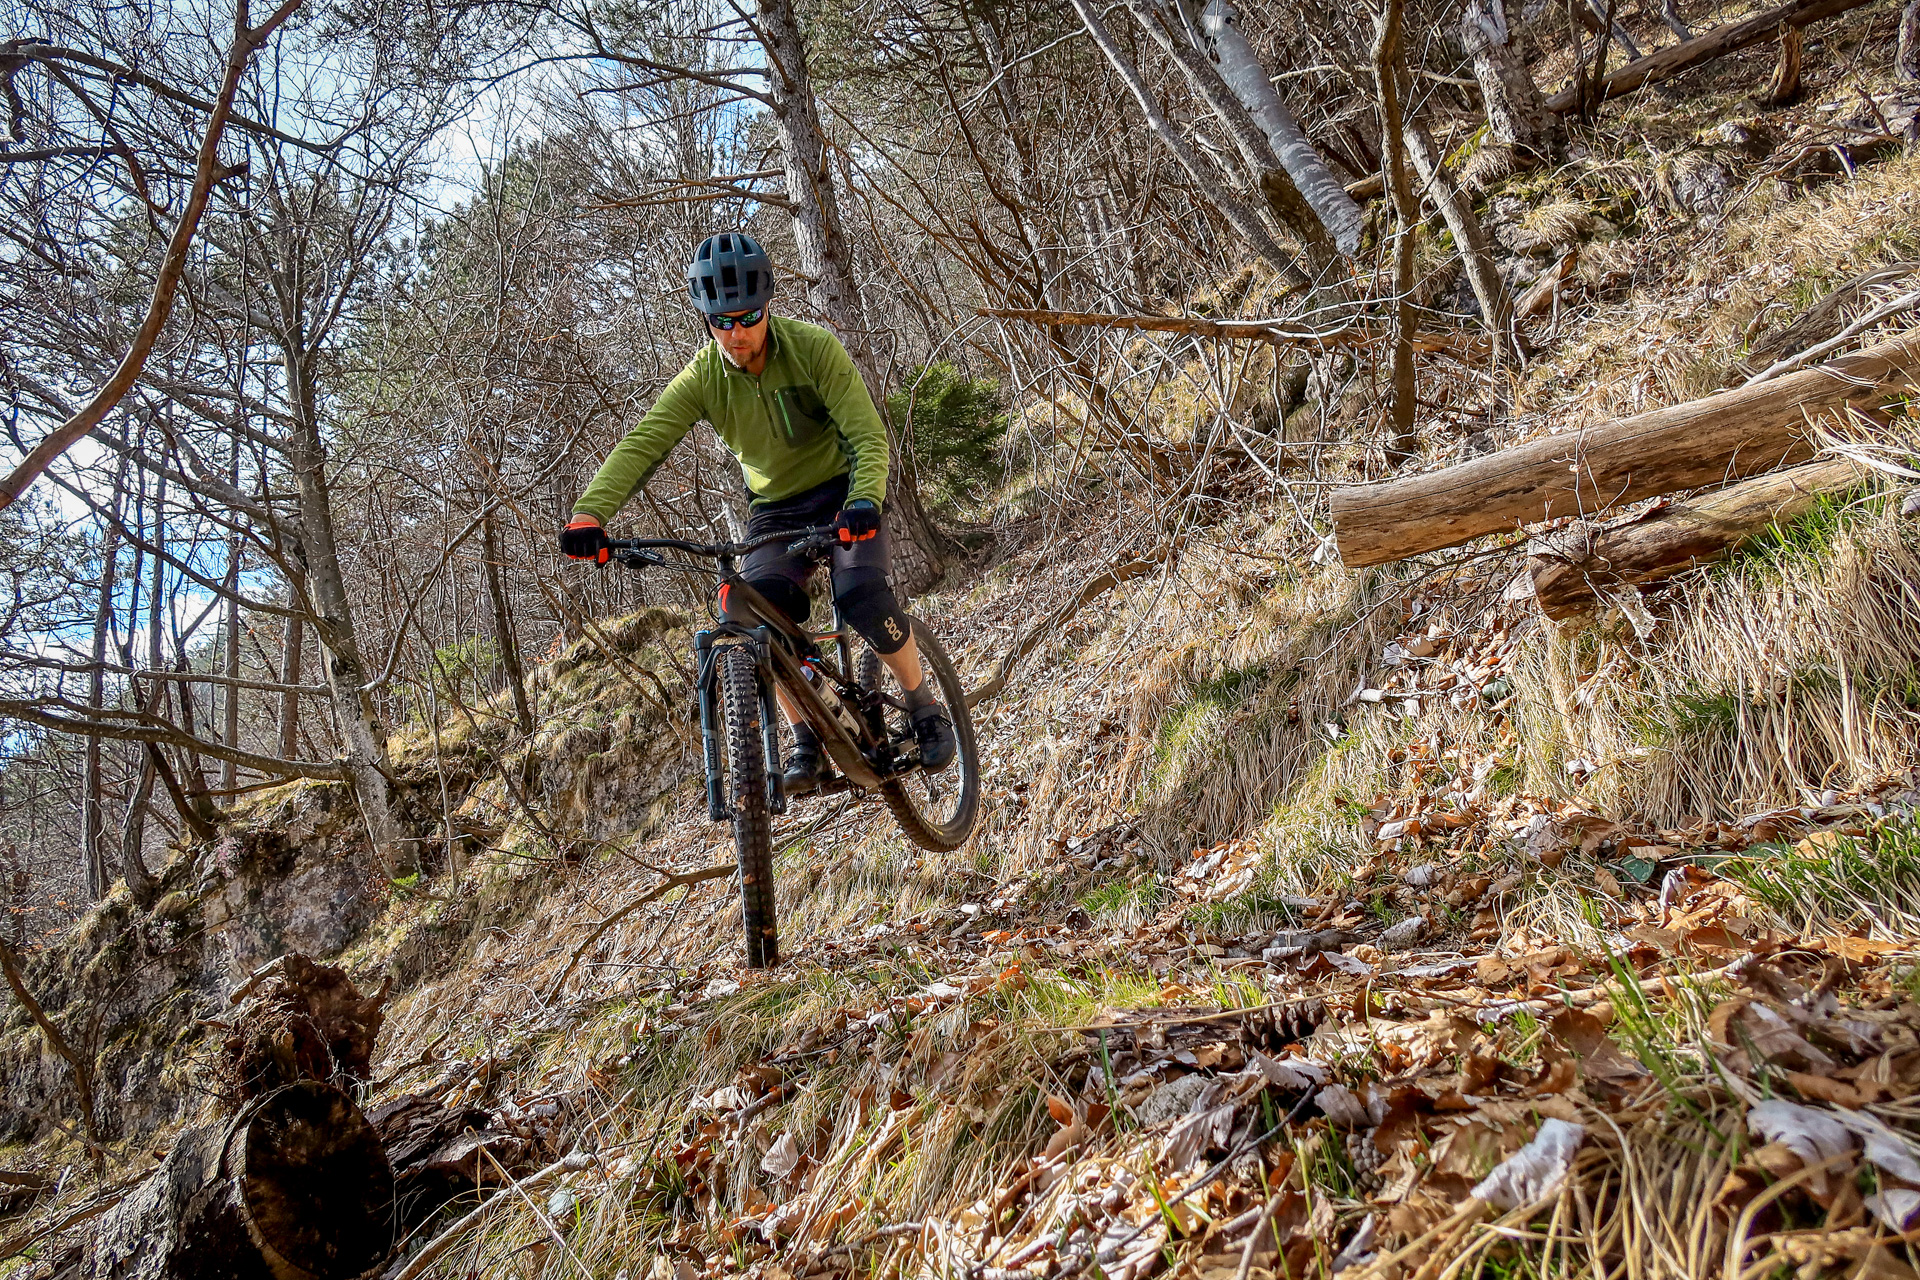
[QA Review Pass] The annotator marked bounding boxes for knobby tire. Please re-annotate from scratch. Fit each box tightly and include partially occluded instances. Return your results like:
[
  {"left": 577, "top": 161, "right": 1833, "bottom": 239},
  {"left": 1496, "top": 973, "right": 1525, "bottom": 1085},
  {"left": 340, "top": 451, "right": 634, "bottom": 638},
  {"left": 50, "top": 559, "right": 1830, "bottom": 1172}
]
[
  {"left": 718, "top": 645, "right": 777, "bottom": 968},
  {"left": 860, "top": 617, "right": 981, "bottom": 852}
]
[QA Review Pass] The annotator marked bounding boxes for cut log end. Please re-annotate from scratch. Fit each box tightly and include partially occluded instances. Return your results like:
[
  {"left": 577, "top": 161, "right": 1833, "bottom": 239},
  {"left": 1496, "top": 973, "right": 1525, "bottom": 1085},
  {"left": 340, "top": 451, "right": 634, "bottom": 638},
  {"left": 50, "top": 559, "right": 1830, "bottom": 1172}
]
[{"left": 237, "top": 1081, "right": 395, "bottom": 1280}]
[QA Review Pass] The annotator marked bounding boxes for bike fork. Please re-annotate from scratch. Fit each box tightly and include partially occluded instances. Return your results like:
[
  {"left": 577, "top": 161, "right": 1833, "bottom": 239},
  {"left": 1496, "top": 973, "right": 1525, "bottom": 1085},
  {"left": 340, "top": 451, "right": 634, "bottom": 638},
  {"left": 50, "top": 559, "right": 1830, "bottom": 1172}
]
[
  {"left": 693, "top": 631, "right": 729, "bottom": 821},
  {"left": 693, "top": 628, "right": 789, "bottom": 822}
]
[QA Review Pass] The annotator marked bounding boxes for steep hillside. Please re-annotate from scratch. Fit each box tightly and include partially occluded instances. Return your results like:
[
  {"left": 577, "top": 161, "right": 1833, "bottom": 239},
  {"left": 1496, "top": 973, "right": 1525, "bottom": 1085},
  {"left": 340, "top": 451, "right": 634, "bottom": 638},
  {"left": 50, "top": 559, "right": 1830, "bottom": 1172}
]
[{"left": 7, "top": 10, "right": 1920, "bottom": 1279}]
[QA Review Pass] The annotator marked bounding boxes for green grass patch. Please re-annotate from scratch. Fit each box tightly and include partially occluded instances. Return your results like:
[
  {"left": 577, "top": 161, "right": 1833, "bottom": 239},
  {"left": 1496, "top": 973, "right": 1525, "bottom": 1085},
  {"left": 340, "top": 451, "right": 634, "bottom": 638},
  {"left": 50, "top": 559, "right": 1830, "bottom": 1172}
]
[{"left": 1718, "top": 815, "right": 1920, "bottom": 936}]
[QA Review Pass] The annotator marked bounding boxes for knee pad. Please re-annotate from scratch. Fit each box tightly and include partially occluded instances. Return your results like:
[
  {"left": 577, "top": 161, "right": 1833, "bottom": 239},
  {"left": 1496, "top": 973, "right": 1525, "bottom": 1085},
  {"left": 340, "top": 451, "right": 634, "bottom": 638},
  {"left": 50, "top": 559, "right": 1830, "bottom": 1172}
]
[
  {"left": 834, "top": 570, "right": 912, "bottom": 655},
  {"left": 724, "top": 576, "right": 810, "bottom": 628}
]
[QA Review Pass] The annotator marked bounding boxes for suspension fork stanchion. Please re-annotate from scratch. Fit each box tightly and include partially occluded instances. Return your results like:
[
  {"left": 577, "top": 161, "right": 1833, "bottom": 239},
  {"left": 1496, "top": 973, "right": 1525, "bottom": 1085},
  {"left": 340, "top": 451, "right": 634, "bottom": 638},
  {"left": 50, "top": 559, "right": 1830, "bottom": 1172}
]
[
  {"left": 693, "top": 630, "right": 729, "bottom": 822},
  {"left": 754, "top": 628, "right": 787, "bottom": 816}
]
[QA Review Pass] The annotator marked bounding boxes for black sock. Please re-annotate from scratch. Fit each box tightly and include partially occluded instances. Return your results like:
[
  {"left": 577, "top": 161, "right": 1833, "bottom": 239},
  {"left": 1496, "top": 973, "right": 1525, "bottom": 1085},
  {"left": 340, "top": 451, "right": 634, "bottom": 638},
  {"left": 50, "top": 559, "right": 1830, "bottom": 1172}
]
[{"left": 901, "top": 678, "right": 935, "bottom": 712}]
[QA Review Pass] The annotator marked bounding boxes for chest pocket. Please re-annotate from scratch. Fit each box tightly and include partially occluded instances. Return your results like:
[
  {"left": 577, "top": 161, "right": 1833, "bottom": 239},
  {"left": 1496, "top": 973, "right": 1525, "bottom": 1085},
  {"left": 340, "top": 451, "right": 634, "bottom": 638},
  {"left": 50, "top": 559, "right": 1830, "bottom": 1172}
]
[{"left": 769, "top": 385, "right": 831, "bottom": 447}]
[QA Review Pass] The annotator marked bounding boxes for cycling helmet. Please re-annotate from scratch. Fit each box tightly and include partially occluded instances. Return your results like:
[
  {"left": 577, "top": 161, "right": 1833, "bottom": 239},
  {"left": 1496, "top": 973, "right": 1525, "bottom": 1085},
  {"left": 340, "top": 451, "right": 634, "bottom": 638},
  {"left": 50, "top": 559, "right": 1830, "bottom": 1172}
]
[{"left": 687, "top": 232, "right": 774, "bottom": 315}]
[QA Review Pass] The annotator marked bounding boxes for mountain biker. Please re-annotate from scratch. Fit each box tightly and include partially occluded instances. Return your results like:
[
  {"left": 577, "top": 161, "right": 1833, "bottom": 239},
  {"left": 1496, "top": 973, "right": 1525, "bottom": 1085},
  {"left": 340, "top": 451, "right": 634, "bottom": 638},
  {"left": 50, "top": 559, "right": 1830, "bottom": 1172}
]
[{"left": 560, "top": 230, "right": 957, "bottom": 792}]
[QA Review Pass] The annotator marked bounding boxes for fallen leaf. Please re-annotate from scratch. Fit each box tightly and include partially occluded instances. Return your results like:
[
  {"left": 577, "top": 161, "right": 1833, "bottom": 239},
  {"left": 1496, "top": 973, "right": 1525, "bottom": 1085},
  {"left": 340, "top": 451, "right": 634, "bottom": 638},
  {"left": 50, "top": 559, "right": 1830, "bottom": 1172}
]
[{"left": 1470, "top": 1118, "right": 1585, "bottom": 1209}]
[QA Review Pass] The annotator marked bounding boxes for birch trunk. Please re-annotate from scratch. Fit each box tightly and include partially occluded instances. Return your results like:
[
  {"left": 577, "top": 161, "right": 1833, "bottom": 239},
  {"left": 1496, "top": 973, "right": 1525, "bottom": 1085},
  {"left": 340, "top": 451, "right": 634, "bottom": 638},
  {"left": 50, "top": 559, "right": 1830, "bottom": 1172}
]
[
  {"left": 1459, "top": 0, "right": 1563, "bottom": 158},
  {"left": 1404, "top": 122, "right": 1521, "bottom": 365},
  {"left": 1068, "top": 0, "right": 1311, "bottom": 289},
  {"left": 1198, "top": 0, "right": 1366, "bottom": 258},
  {"left": 758, "top": 0, "right": 946, "bottom": 593},
  {"left": 1125, "top": 0, "right": 1335, "bottom": 266}
]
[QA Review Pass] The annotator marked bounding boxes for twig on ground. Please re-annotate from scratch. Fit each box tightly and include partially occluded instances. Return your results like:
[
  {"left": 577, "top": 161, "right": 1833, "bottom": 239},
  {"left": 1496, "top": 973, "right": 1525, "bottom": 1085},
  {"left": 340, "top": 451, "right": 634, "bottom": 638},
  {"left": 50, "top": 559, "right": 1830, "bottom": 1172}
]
[
  {"left": 547, "top": 861, "right": 737, "bottom": 1000},
  {"left": 1742, "top": 306, "right": 1920, "bottom": 386},
  {"left": 383, "top": 1152, "right": 597, "bottom": 1280}
]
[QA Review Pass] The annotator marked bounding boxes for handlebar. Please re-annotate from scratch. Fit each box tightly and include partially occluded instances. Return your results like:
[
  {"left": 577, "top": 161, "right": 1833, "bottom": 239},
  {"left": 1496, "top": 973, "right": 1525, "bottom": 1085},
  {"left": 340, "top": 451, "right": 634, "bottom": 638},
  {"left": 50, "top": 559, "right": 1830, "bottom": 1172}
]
[{"left": 607, "top": 524, "right": 840, "bottom": 570}]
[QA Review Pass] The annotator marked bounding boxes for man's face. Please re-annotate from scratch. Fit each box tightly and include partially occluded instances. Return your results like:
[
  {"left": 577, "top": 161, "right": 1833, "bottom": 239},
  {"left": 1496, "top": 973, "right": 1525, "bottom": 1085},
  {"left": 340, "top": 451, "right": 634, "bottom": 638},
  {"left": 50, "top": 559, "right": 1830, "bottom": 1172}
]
[{"left": 710, "top": 307, "right": 770, "bottom": 367}]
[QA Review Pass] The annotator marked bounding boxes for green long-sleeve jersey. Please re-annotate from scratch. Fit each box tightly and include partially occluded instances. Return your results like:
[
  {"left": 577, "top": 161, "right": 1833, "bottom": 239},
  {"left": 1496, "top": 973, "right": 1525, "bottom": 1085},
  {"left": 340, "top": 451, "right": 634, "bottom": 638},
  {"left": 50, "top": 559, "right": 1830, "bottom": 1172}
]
[{"left": 572, "top": 316, "right": 889, "bottom": 524}]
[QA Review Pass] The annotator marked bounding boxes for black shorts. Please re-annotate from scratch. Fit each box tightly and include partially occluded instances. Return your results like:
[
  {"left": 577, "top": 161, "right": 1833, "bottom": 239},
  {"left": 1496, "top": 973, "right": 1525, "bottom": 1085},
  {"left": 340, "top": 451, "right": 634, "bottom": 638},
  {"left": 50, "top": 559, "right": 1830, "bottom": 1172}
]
[{"left": 740, "top": 473, "right": 890, "bottom": 614}]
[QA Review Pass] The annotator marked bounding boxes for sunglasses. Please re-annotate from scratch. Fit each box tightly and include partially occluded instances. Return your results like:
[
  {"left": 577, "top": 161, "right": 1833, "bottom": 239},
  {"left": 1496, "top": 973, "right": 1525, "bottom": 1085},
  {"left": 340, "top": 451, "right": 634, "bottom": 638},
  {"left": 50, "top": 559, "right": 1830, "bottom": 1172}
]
[{"left": 706, "top": 308, "right": 766, "bottom": 331}]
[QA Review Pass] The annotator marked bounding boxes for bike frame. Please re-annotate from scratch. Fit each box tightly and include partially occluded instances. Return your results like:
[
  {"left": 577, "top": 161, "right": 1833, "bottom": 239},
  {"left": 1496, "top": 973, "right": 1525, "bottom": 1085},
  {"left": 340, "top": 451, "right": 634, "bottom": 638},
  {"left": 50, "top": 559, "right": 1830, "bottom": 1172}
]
[{"left": 610, "top": 530, "right": 915, "bottom": 823}]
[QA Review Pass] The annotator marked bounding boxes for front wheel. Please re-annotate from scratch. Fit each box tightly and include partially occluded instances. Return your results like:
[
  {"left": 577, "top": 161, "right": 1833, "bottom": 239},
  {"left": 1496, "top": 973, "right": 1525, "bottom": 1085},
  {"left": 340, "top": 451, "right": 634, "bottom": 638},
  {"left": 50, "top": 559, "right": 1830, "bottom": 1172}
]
[
  {"left": 858, "top": 616, "right": 981, "bottom": 852},
  {"left": 718, "top": 645, "right": 777, "bottom": 968}
]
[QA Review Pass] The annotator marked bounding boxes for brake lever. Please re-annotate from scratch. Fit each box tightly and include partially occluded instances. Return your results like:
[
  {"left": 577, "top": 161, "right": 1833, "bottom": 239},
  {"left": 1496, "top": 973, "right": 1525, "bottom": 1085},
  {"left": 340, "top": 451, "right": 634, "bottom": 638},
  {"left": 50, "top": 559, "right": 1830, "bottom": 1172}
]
[
  {"left": 785, "top": 532, "right": 838, "bottom": 560},
  {"left": 615, "top": 547, "right": 665, "bottom": 569}
]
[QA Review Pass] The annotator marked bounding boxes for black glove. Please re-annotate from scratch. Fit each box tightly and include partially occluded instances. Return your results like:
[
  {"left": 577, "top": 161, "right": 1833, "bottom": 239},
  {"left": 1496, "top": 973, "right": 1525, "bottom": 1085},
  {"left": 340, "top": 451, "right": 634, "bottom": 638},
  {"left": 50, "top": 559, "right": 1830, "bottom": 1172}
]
[
  {"left": 561, "top": 517, "right": 610, "bottom": 563},
  {"left": 836, "top": 498, "right": 881, "bottom": 544}
]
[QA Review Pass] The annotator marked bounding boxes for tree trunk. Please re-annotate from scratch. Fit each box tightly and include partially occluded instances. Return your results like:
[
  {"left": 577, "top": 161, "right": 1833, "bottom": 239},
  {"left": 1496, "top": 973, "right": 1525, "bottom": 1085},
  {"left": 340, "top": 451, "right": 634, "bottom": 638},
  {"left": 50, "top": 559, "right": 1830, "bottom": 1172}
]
[
  {"left": 1542, "top": 0, "right": 1874, "bottom": 110},
  {"left": 282, "top": 346, "right": 410, "bottom": 876},
  {"left": 1404, "top": 121, "right": 1521, "bottom": 365},
  {"left": 1328, "top": 330, "right": 1920, "bottom": 565},
  {"left": 1459, "top": 0, "right": 1563, "bottom": 158},
  {"left": 1198, "top": 0, "right": 1366, "bottom": 258},
  {"left": 88, "top": 1081, "right": 393, "bottom": 1280},
  {"left": 223, "top": 443, "right": 243, "bottom": 791},
  {"left": 279, "top": 608, "right": 305, "bottom": 761},
  {"left": 84, "top": 527, "right": 119, "bottom": 901},
  {"left": 1373, "top": 0, "right": 1420, "bottom": 462},
  {"left": 481, "top": 513, "right": 535, "bottom": 736},
  {"left": 1067, "top": 0, "right": 1313, "bottom": 291},
  {"left": 758, "top": 0, "right": 948, "bottom": 594},
  {"left": 1897, "top": 0, "right": 1919, "bottom": 79},
  {"left": 1126, "top": 0, "right": 1335, "bottom": 263},
  {"left": 1528, "top": 457, "right": 1870, "bottom": 618}
]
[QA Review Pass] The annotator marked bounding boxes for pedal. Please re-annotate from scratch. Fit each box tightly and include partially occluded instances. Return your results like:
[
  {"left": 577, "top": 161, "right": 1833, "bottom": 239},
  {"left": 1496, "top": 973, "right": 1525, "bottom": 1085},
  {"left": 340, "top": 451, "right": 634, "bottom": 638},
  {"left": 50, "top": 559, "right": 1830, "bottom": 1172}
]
[{"left": 815, "top": 776, "right": 856, "bottom": 795}]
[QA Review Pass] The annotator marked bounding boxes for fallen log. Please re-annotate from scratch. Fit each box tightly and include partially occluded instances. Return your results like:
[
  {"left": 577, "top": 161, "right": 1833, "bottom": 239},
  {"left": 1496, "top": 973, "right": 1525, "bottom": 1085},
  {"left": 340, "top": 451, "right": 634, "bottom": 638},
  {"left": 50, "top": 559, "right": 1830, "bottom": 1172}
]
[
  {"left": 1527, "top": 456, "right": 1871, "bottom": 618},
  {"left": 1542, "top": 0, "right": 1874, "bottom": 111},
  {"left": 976, "top": 308, "right": 1488, "bottom": 356},
  {"left": 1327, "top": 330, "right": 1920, "bottom": 566},
  {"left": 88, "top": 1080, "right": 392, "bottom": 1280}
]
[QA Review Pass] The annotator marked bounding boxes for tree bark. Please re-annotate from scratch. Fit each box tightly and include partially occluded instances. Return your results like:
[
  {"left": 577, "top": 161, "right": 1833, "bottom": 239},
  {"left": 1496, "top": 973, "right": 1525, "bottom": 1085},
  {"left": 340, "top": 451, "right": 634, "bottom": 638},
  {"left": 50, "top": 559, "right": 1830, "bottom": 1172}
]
[
  {"left": 1199, "top": 0, "right": 1367, "bottom": 257},
  {"left": 1067, "top": 0, "right": 1313, "bottom": 291},
  {"left": 279, "top": 609, "right": 304, "bottom": 761},
  {"left": 1404, "top": 121, "right": 1521, "bottom": 365},
  {"left": 1459, "top": 0, "right": 1563, "bottom": 158},
  {"left": 1373, "top": 0, "right": 1420, "bottom": 462},
  {"left": 977, "top": 306, "right": 1489, "bottom": 355},
  {"left": 1528, "top": 457, "right": 1870, "bottom": 618},
  {"left": 1125, "top": 0, "right": 1335, "bottom": 263},
  {"left": 1542, "top": 0, "right": 1875, "bottom": 110},
  {"left": 1762, "top": 21, "right": 1804, "bottom": 104},
  {"left": 1328, "top": 330, "right": 1920, "bottom": 565},
  {"left": 1897, "top": 0, "right": 1918, "bottom": 79},
  {"left": 757, "top": 0, "right": 947, "bottom": 594},
  {"left": 481, "top": 513, "right": 535, "bottom": 736},
  {"left": 84, "top": 524, "right": 120, "bottom": 900},
  {"left": 282, "top": 345, "right": 410, "bottom": 876}
]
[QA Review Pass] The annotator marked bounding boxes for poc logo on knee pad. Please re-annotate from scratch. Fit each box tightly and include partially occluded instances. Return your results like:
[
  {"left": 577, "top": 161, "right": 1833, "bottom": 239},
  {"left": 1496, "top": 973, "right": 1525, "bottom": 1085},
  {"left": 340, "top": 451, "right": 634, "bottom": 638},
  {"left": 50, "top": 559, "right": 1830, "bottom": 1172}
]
[{"left": 884, "top": 617, "right": 903, "bottom": 643}]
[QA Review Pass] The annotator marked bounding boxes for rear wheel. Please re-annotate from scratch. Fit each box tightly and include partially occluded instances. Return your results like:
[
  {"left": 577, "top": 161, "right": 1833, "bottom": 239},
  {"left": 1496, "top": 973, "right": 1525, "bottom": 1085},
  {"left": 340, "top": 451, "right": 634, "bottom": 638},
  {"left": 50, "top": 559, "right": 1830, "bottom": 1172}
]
[
  {"left": 857, "top": 616, "right": 980, "bottom": 852},
  {"left": 718, "top": 645, "right": 777, "bottom": 968}
]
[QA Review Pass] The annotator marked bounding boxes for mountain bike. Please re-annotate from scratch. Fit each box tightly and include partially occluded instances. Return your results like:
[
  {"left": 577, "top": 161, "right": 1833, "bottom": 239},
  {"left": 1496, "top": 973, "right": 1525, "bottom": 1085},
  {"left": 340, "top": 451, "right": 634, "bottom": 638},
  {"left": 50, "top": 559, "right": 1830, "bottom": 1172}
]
[{"left": 607, "top": 527, "right": 980, "bottom": 968}]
